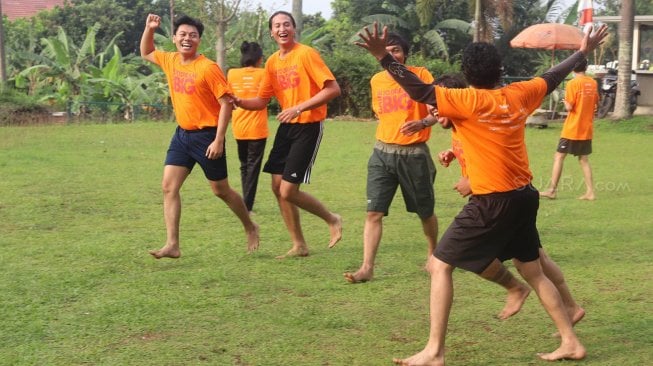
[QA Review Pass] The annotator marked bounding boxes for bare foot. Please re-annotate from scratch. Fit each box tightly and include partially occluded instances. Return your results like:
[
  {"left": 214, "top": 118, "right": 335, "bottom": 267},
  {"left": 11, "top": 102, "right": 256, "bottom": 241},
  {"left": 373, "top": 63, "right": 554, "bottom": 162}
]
[
  {"left": 552, "top": 306, "right": 585, "bottom": 337},
  {"left": 539, "top": 190, "right": 557, "bottom": 199},
  {"left": 275, "top": 247, "right": 309, "bottom": 259},
  {"left": 578, "top": 193, "right": 595, "bottom": 200},
  {"left": 343, "top": 269, "right": 373, "bottom": 284},
  {"left": 149, "top": 245, "right": 181, "bottom": 259},
  {"left": 498, "top": 284, "right": 531, "bottom": 320},
  {"left": 537, "top": 342, "right": 586, "bottom": 361},
  {"left": 328, "top": 214, "right": 343, "bottom": 248},
  {"left": 392, "top": 348, "right": 444, "bottom": 366},
  {"left": 246, "top": 222, "right": 260, "bottom": 253}
]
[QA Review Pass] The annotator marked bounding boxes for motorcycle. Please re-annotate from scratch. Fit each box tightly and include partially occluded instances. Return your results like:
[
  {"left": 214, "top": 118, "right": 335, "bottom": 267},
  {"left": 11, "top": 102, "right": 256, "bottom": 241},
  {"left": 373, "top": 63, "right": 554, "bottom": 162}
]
[{"left": 596, "top": 68, "right": 641, "bottom": 118}]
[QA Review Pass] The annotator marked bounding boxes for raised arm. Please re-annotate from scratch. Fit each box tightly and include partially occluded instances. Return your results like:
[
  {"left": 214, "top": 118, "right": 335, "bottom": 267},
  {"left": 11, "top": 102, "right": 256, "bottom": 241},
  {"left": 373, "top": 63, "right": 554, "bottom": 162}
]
[
  {"left": 355, "top": 22, "right": 436, "bottom": 106},
  {"left": 540, "top": 24, "right": 608, "bottom": 94},
  {"left": 140, "top": 14, "right": 161, "bottom": 64}
]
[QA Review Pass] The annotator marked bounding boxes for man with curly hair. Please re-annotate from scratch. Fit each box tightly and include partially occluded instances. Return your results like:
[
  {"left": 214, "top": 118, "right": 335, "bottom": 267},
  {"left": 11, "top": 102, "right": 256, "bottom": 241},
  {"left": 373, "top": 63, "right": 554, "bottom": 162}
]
[{"left": 356, "top": 22, "right": 608, "bottom": 365}]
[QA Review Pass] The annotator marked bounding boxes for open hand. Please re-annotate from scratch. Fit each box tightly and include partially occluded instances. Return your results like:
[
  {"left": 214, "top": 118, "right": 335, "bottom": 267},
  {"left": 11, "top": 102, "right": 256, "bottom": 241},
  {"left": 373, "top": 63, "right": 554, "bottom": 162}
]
[
  {"left": 580, "top": 24, "right": 608, "bottom": 55},
  {"left": 354, "top": 22, "right": 390, "bottom": 61}
]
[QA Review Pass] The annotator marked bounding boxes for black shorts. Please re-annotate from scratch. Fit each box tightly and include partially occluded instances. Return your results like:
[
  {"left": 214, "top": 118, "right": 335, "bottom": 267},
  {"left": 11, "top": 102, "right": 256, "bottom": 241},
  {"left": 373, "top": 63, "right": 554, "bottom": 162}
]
[
  {"left": 164, "top": 126, "right": 227, "bottom": 181},
  {"left": 263, "top": 122, "right": 323, "bottom": 184},
  {"left": 557, "top": 138, "right": 592, "bottom": 156},
  {"left": 435, "top": 185, "right": 541, "bottom": 274}
]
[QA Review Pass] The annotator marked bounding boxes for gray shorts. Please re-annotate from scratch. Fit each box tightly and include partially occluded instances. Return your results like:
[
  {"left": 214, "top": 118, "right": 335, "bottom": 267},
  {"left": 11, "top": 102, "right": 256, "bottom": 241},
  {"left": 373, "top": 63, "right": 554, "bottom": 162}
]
[{"left": 366, "top": 141, "right": 436, "bottom": 219}]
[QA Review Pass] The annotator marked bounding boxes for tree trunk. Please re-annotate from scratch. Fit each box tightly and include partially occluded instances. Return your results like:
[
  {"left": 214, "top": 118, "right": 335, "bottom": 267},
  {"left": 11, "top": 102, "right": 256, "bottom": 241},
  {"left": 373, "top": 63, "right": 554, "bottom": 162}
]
[
  {"left": 170, "top": 0, "right": 175, "bottom": 36},
  {"left": 0, "top": 0, "right": 7, "bottom": 83},
  {"left": 473, "top": 0, "right": 481, "bottom": 42},
  {"left": 613, "top": 0, "right": 634, "bottom": 120},
  {"left": 292, "top": 0, "right": 303, "bottom": 42},
  {"left": 211, "top": 0, "right": 240, "bottom": 70},
  {"left": 216, "top": 20, "right": 227, "bottom": 70}
]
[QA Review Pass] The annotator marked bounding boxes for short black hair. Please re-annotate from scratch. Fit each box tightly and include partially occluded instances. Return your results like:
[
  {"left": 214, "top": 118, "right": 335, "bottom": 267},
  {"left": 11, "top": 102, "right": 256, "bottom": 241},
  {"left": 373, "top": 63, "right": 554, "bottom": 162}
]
[
  {"left": 435, "top": 74, "right": 467, "bottom": 88},
  {"left": 573, "top": 58, "right": 588, "bottom": 73},
  {"left": 240, "top": 41, "right": 263, "bottom": 67},
  {"left": 268, "top": 11, "right": 296, "bottom": 30},
  {"left": 462, "top": 42, "right": 502, "bottom": 88},
  {"left": 174, "top": 15, "right": 204, "bottom": 38},
  {"left": 386, "top": 32, "right": 410, "bottom": 59}
]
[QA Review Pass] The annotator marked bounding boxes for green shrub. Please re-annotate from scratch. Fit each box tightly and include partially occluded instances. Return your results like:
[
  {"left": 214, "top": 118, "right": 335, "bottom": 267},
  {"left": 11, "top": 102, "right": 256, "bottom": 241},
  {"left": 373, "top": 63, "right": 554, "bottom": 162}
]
[{"left": 0, "top": 89, "right": 52, "bottom": 126}]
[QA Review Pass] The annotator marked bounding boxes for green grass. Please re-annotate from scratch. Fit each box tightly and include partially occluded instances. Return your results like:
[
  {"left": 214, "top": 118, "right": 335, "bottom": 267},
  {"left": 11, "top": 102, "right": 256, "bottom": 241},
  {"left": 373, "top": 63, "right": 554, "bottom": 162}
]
[{"left": 1, "top": 116, "right": 652, "bottom": 365}]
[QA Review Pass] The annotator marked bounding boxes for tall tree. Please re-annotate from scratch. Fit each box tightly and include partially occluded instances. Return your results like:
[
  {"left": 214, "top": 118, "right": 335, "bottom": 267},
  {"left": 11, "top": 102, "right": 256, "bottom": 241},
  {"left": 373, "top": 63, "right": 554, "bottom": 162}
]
[
  {"left": 0, "top": 0, "right": 7, "bottom": 83},
  {"left": 207, "top": 0, "right": 241, "bottom": 70},
  {"left": 612, "top": 0, "right": 634, "bottom": 120},
  {"left": 293, "top": 0, "right": 303, "bottom": 41}
]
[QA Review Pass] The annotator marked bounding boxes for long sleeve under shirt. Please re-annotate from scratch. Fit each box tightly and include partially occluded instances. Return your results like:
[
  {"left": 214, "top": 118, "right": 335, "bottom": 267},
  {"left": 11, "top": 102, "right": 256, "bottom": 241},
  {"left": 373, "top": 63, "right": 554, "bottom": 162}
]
[{"left": 378, "top": 50, "right": 587, "bottom": 107}]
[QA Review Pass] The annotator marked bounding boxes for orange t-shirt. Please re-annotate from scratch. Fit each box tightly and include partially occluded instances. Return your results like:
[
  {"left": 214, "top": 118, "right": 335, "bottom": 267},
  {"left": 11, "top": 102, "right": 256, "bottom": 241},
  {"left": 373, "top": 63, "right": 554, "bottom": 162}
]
[
  {"left": 371, "top": 67, "right": 434, "bottom": 145},
  {"left": 435, "top": 78, "right": 547, "bottom": 194},
  {"left": 258, "top": 43, "right": 335, "bottom": 123},
  {"left": 228, "top": 67, "right": 269, "bottom": 140},
  {"left": 154, "top": 51, "right": 231, "bottom": 130},
  {"left": 561, "top": 74, "right": 598, "bottom": 140}
]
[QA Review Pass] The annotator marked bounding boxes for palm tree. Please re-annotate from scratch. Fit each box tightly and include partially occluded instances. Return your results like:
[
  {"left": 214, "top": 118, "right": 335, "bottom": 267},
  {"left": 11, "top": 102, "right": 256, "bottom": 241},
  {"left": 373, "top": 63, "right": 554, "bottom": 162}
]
[{"left": 613, "top": 0, "right": 635, "bottom": 120}]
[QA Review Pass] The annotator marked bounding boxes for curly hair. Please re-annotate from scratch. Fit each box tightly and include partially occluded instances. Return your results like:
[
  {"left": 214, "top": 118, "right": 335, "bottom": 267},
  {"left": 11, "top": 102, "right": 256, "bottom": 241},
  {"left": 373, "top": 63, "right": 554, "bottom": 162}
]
[
  {"left": 240, "top": 41, "right": 263, "bottom": 67},
  {"left": 173, "top": 15, "right": 204, "bottom": 38},
  {"left": 462, "top": 42, "right": 502, "bottom": 89},
  {"left": 435, "top": 74, "right": 467, "bottom": 88}
]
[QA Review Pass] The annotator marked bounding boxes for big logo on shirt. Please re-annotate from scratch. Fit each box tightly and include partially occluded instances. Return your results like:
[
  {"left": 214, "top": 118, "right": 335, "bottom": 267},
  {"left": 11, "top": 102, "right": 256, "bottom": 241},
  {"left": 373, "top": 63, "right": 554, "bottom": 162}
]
[
  {"left": 172, "top": 70, "right": 196, "bottom": 94},
  {"left": 376, "top": 88, "right": 414, "bottom": 113},
  {"left": 275, "top": 65, "right": 300, "bottom": 90}
]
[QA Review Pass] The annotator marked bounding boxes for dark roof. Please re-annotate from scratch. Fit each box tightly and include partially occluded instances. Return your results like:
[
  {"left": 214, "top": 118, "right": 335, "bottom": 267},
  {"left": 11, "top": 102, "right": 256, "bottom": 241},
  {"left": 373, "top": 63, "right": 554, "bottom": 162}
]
[{"left": 2, "top": 0, "right": 66, "bottom": 20}]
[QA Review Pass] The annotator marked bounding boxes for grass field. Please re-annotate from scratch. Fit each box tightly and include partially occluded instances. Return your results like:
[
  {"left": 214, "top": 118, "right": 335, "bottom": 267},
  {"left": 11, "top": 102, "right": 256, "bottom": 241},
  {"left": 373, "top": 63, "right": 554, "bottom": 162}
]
[{"left": 1, "top": 117, "right": 652, "bottom": 365}]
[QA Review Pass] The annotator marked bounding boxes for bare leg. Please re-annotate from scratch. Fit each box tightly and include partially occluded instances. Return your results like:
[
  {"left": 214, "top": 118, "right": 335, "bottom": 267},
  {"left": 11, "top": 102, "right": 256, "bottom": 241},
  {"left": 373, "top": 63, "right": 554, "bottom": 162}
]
[
  {"left": 344, "top": 211, "right": 383, "bottom": 283},
  {"left": 539, "top": 249, "right": 585, "bottom": 336},
  {"left": 577, "top": 155, "right": 595, "bottom": 200},
  {"left": 271, "top": 175, "right": 309, "bottom": 258},
  {"left": 393, "top": 257, "right": 452, "bottom": 366},
  {"left": 481, "top": 259, "right": 531, "bottom": 320},
  {"left": 150, "top": 165, "right": 189, "bottom": 259},
  {"left": 541, "top": 152, "right": 566, "bottom": 199},
  {"left": 513, "top": 259, "right": 586, "bottom": 361},
  {"left": 421, "top": 214, "right": 438, "bottom": 259},
  {"left": 279, "top": 179, "right": 342, "bottom": 248},
  {"left": 209, "top": 178, "right": 260, "bottom": 253}
]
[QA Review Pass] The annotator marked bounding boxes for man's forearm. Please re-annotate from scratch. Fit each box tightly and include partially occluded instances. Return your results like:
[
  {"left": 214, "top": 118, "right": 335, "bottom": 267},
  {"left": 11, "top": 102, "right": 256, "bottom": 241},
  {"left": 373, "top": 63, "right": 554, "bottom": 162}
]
[
  {"left": 140, "top": 28, "right": 156, "bottom": 58},
  {"left": 541, "top": 51, "right": 586, "bottom": 94}
]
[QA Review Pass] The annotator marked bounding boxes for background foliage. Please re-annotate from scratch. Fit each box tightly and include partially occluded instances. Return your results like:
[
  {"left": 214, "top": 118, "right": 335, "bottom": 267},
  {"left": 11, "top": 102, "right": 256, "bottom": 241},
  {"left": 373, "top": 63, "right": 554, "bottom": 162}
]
[{"left": 1, "top": 0, "right": 653, "bottom": 118}]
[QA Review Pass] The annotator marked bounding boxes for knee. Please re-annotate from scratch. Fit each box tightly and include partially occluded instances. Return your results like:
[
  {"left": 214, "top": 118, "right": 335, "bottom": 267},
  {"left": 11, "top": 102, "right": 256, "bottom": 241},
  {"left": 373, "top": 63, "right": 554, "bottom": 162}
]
[
  {"left": 278, "top": 187, "right": 295, "bottom": 201},
  {"left": 212, "top": 188, "right": 230, "bottom": 200},
  {"left": 161, "top": 182, "right": 179, "bottom": 196},
  {"left": 210, "top": 180, "right": 232, "bottom": 200},
  {"left": 366, "top": 211, "right": 384, "bottom": 224}
]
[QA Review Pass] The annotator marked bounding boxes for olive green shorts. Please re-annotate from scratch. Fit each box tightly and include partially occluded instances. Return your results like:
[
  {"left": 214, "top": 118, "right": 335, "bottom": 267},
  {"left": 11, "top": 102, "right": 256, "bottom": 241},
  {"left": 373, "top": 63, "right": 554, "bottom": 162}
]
[{"left": 366, "top": 141, "right": 436, "bottom": 219}]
